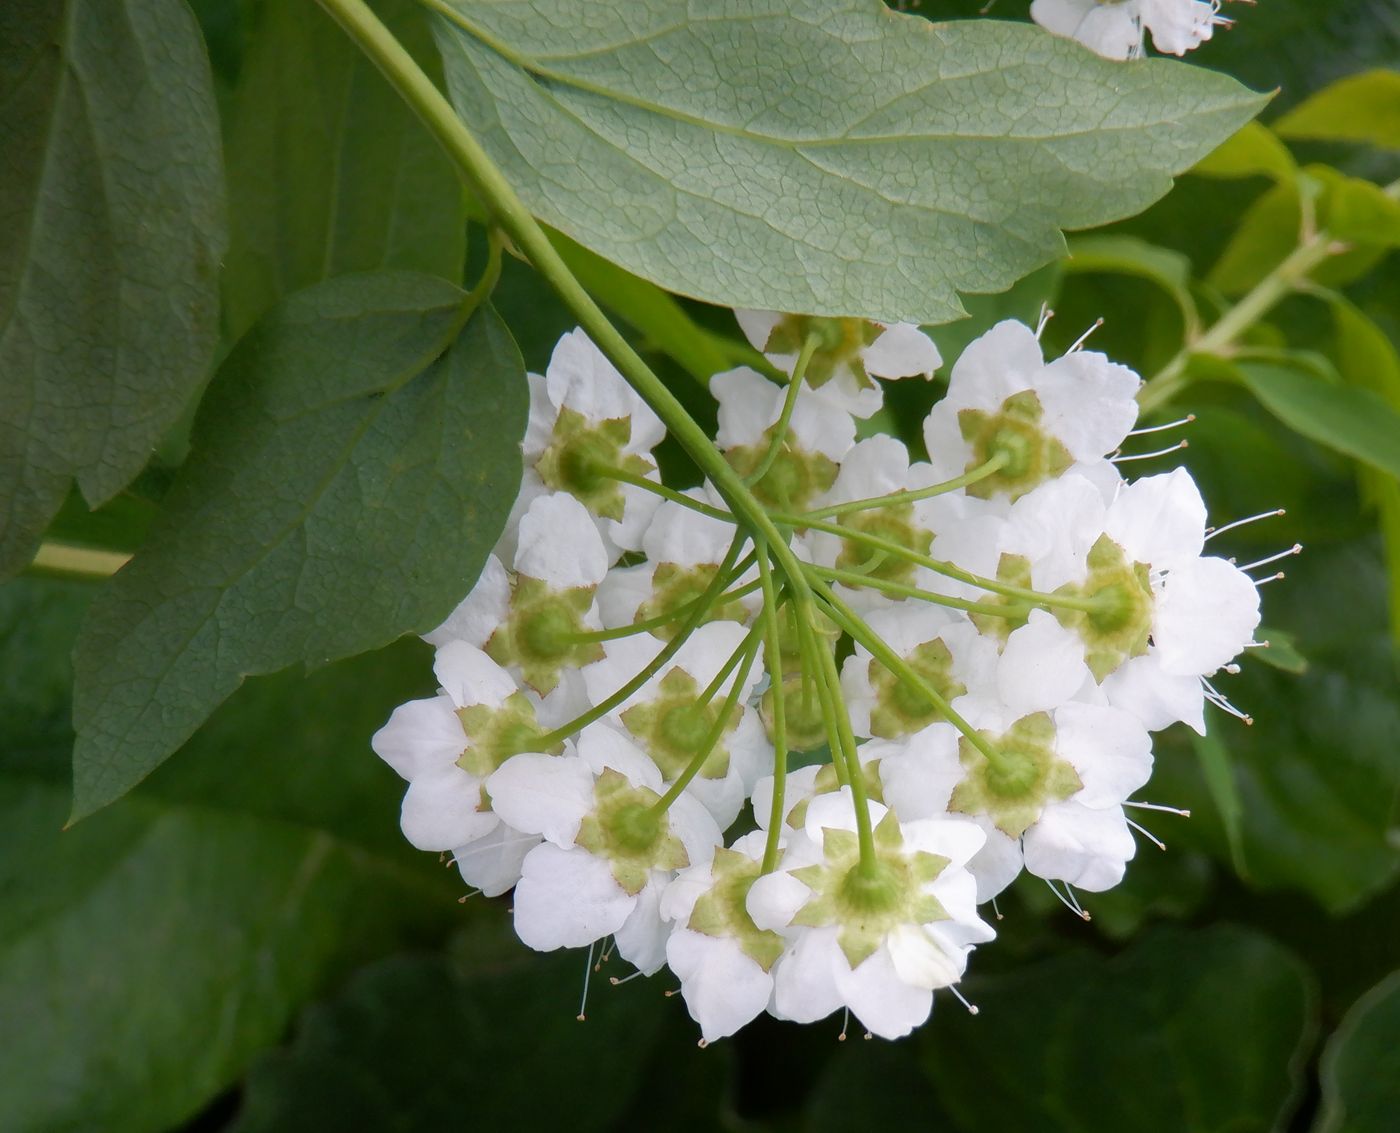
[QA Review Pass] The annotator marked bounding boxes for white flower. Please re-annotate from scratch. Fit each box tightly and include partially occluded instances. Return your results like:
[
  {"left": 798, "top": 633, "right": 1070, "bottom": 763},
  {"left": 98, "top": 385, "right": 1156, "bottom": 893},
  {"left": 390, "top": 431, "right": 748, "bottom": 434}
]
[
  {"left": 922, "top": 320, "right": 1139, "bottom": 506},
  {"left": 661, "top": 831, "right": 784, "bottom": 1043},
  {"left": 747, "top": 791, "right": 993, "bottom": 1039},
  {"left": 1031, "top": 0, "right": 1227, "bottom": 60},
  {"left": 370, "top": 640, "right": 555, "bottom": 895},
  {"left": 711, "top": 366, "right": 856, "bottom": 513},
  {"left": 487, "top": 723, "right": 721, "bottom": 975},
  {"left": 514, "top": 328, "right": 666, "bottom": 561},
  {"left": 581, "top": 621, "right": 769, "bottom": 828},
  {"left": 736, "top": 310, "right": 941, "bottom": 419},
  {"left": 425, "top": 493, "right": 610, "bottom": 705}
]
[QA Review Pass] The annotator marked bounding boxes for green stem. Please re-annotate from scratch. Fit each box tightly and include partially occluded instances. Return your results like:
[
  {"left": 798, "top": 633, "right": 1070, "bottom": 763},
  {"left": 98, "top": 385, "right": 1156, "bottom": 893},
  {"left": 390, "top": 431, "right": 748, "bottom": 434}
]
[
  {"left": 809, "top": 612, "right": 877, "bottom": 872},
  {"left": 806, "top": 563, "right": 1031, "bottom": 620},
  {"left": 532, "top": 536, "right": 744, "bottom": 749},
  {"left": 745, "top": 334, "right": 819, "bottom": 488},
  {"left": 595, "top": 465, "right": 733, "bottom": 523},
  {"left": 314, "top": 0, "right": 817, "bottom": 612},
  {"left": 757, "top": 551, "right": 789, "bottom": 873},
  {"left": 650, "top": 630, "right": 761, "bottom": 813},
  {"left": 814, "top": 585, "right": 1010, "bottom": 775},
  {"left": 799, "top": 452, "right": 1010, "bottom": 521},
  {"left": 561, "top": 573, "right": 760, "bottom": 644},
  {"left": 779, "top": 514, "right": 1103, "bottom": 614},
  {"left": 697, "top": 618, "right": 766, "bottom": 707}
]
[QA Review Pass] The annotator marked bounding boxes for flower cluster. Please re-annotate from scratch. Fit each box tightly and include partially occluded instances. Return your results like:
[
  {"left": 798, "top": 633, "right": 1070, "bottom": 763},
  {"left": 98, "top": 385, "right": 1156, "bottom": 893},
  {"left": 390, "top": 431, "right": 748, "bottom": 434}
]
[
  {"left": 1030, "top": 0, "right": 1234, "bottom": 59},
  {"left": 373, "top": 312, "right": 1268, "bottom": 1042}
]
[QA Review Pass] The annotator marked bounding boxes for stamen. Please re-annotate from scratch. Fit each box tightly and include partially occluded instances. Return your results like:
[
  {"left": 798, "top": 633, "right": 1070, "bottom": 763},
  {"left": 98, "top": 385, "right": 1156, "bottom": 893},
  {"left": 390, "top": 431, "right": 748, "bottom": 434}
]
[
  {"left": 838, "top": 1008, "right": 850, "bottom": 1041},
  {"left": 1112, "top": 438, "right": 1188, "bottom": 463},
  {"left": 578, "top": 941, "right": 596, "bottom": 1021},
  {"left": 1253, "top": 571, "right": 1286, "bottom": 586},
  {"left": 1129, "top": 414, "right": 1195, "bottom": 437},
  {"left": 1203, "top": 678, "right": 1253, "bottom": 725},
  {"left": 950, "top": 986, "right": 980, "bottom": 1015},
  {"left": 1222, "top": 663, "right": 1241, "bottom": 675},
  {"left": 1045, "top": 879, "right": 1091, "bottom": 921},
  {"left": 597, "top": 937, "right": 616, "bottom": 968},
  {"left": 1206, "top": 508, "right": 1285, "bottom": 539},
  {"left": 608, "top": 969, "right": 645, "bottom": 987},
  {"left": 1125, "top": 800, "right": 1191, "bottom": 818},
  {"left": 990, "top": 896, "right": 1004, "bottom": 921},
  {"left": 1067, "top": 317, "right": 1104, "bottom": 353},
  {"left": 1239, "top": 544, "right": 1302, "bottom": 573},
  {"left": 1243, "top": 640, "right": 1271, "bottom": 649},
  {"left": 1035, "top": 304, "right": 1054, "bottom": 339},
  {"left": 455, "top": 888, "right": 482, "bottom": 904},
  {"left": 1126, "top": 818, "right": 1167, "bottom": 851},
  {"left": 697, "top": 1038, "right": 709, "bottom": 1049}
]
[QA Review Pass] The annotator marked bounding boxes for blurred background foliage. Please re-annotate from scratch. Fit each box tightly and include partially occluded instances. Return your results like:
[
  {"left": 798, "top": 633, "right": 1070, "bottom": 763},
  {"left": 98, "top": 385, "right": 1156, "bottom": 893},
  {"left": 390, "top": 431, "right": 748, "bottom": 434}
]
[{"left": 3, "top": 0, "right": 1399, "bottom": 1129}]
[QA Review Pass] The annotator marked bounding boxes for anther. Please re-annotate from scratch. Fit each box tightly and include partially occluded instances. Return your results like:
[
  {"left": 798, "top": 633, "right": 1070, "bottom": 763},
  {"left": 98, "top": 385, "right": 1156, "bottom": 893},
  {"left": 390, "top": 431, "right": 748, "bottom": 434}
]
[
  {"left": 455, "top": 888, "right": 482, "bottom": 904},
  {"left": 1206, "top": 508, "right": 1285, "bottom": 539},
  {"left": 990, "top": 896, "right": 1004, "bottom": 921},
  {"left": 1126, "top": 800, "right": 1191, "bottom": 818},
  {"left": 838, "top": 1008, "right": 850, "bottom": 1041},
  {"left": 1129, "top": 414, "right": 1195, "bottom": 437},
  {"left": 1045, "top": 879, "right": 1090, "bottom": 921},
  {"left": 1253, "top": 571, "right": 1286, "bottom": 586},
  {"left": 1035, "top": 304, "right": 1055, "bottom": 339},
  {"left": 1222, "top": 663, "right": 1241, "bottom": 675},
  {"left": 1112, "top": 438, "right": 1188, "bottom": 463}
]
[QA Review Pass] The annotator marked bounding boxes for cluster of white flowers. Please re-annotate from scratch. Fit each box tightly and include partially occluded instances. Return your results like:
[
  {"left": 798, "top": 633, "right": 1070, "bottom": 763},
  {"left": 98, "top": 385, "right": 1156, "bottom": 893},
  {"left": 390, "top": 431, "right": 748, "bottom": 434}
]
[
  {"left": 373, "top": 311, "right": 1268, "bottom": 1043},
  {"left": 1030, "top": 0, "right": 1234, "bottom": 59}
]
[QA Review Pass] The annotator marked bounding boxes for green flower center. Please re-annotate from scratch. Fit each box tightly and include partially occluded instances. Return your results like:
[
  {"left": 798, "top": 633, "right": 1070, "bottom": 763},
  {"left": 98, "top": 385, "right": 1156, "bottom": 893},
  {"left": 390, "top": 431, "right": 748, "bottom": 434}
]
[
  {"left": 949, "top": 713, "right": 1083, "bottom": 838},
  {"left": 834, "top": 504, "right": 932, "bottom": 586},
  {"left": 636, "top": 563, "right": 745, "bottom": 637},
  {"left": 487, "top": 576, "right": 604, "bottom": 694},
  {"left": 868, "top": 637, "right": 965, "bottom": 739},
  {"left": 958, "top": 390, "right": 1072, "bottom": 502},
  {"left": 1052, "top": 535, "right": 1154, "bottom": 680},
  {"left": 455, "top": 691, "right": 561, "bottom": 778},
  {"left": 621, "top": 668, "right": 736, "bottom": 780},
  {"left": 575, "top": 769, "right": 689, "bottom": 894},
  {"left": 687, "top": 848, "right": 785, "bottom": 970},
  {"left": 762, "top": 670, "right": 829, "bottom": 753},
  {"left": 725, "top": 429, "right": 838, "bottom": 513},
  {"left": 536, "top": 407, "right": 654, "bottom": 521},
  {"left": 763, "top": 314, "right": 882, "bottom": 390}
]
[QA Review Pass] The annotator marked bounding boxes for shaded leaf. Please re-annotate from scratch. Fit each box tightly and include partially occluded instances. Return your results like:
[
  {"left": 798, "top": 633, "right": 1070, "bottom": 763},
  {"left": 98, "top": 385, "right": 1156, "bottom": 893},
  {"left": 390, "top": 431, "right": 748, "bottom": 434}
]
[
  {"left": 1064, "top": 235, "right": 1199, "bottom": 338},
  {"left": 0, "top": 578, "right": 455, "bottom": 1133},
  {"left": 919, "top": 926, "right": 1315, "bottom": 1133},
  {"left": 221, "top": 0, "right": 468, "bottom": 341},
  {"left": 0, "top": 0, "right": 226, "bottom": 575},
  {"left": 1314, "top": 970, "right": 1400, "bottom": 1133},
  {"left": 1193, "top": 730, "right": 1248, "bottom": 878},
  {"left": 431, "top": 0, "right": 1265, "bottom": 324},
  {"left": 1276, "top": 69, "right": 1400, "bottom": 150},
  {"left": 232, "top": 942, "right": 671, "bottom": 1133},
  {"left": 1192, "top": 121, "right": 1297, "bottom": 182},
  {"left": 71, "top": 274, "right": 526, "bottom": 818}
]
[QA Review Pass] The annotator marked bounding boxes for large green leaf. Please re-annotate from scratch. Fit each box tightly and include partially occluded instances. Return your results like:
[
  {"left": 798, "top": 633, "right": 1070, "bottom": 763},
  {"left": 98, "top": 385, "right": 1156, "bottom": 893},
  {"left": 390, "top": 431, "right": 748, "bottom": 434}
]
[
  {"left": 1237, "top": 360, "right": 1400, "bottom": 483},
  {"left": 221, "top": 0, "right": 468, "bottom": 342},
  {"left": 0, "top": 0, "right": 226, "bottom": 576},
  {"left": 1276, "top": 70, "right": 1400, "bottom": 150},
  {"left": 1314, "top": 970, "right": 1400, "bottom": 1133},
  {"left": 918, "top": 926, "right": 1315, "bottom": 1133},
  {"left": 232, "top": 939, "right": 670, "bottom": 1132},
  {"left": 430, "top": 0, "right": 1265, "bottom": 324},
  {"left": 0, "top": 578, "right": 455, "bottom": 1133},
  {"left": 71, "top": 273, "right": 526, "bottom": 819}
]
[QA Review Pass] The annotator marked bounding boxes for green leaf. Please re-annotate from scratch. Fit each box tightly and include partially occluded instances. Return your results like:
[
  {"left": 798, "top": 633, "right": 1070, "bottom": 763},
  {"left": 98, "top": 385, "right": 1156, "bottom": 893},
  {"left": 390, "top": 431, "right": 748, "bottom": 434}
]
[
  {"left": 1276, "top": 69, "right": 1400, "bottom": 150},
  {"left": 232, "top": 942, "right": 670, "bottom": 1132},
  {"left": 1192, "top": 120, "right": 1298, "bottom": 181},
  {"left": 1064, "top": 235, "right": 1199, "bottom": 338},
  {"left": 430, "top": 0, "right": 1266, "bottom": 324},
  {"left": 0, "top": 578, "right": 455, "bottom": 1133},
  {"left": 1237, "top": 360, "right": 1400, "bottom": 482},
  {"left": 1207, "top": 181, "right": 1300, "bottom": 296},
  {"left": 1193, "top": 730, "right": 1248, "bottom": 878},
  {"left": 1314, "top": 970, "right": 1400, "bottom": 1133},
  {"left": 918, "top": 926, "right": 1315, "bottom": 1133},
  {"left": 1247, "top": 628, "right": 1308, "bottom": 675},
  {"left": 0, "top": 0, "right": 226, "bottom": 576},
  {"left": 70, "top": 273, "right": 527, "bottom": 819},
  {"left": 221, "top": 0, "right": 468, "bottom": 342}
]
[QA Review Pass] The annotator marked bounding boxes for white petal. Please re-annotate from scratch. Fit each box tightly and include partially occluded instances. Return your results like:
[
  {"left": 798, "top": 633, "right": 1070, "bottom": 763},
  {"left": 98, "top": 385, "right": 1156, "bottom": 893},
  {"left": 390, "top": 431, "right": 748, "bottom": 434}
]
[
  {"left": 452, "top": 821, "right": 540, "bottom": 897},
  {"left": 878, "top": 725, "right": 963, "bottom": 821},
  {"left": 713, "top": 367, "right": 783, "bottom": 449},
  {"left": 515, "top": 492, "right": 609, "bottom": 589},
  {"left": 399, "top": 767, "right": 496, "bottom": 852},
  {"left": 581, "top": 633, "right": 664, "bottom": 716},
  {"left": 734, "top": 309, "right": 783, "bottom": 354},
  {"left": 1054, "top": 702, "right": 1154, "bottom": 806},
  {"left": 1102, "top": 652, "right": 1207, "bottom": 734},
  {"left": 666, "top": 794, "right": 723, "bottom": 869},
  {"left": 836, "top": 944, "right": 933, "bottom": 1039},
  {"left": 433, "top": 641, "right": 518, "bottom": 710},
  {"left": 746, "top": 866, "right": 814, "bottom": 932},
  {"left": 1022, "top": 801, "right": 1136, "bottom": 891},
  {"left": 1037, "top": 349, "right": 1141, "bottom": 462},
  {"left": 423, "top": 555, "right": 510, "bottom": 648},
  {"left": 575, "top": 722, "right": 665, "bottom": 791},
  {"left": 512, "top": 843, "right": 634, "bottom": 950},
  {"left": 1104, "top": 468, "right": 1207, "bottom": 570},
  {"left": 967, "top": 821, "right": 1024, "bottom": 901},
  {"left": 613, "top": 876, "right": 672, "bottom": 976},
  {"left": 486, "top": 752, "right": 595, "bottom": 845},
  {"left": 667, "top": 929, "right": 774, "bottom": 1043},
  {"left": 945, "top": 320, "right": 1044, "bottom": 411},
  {"left": 771, "top": 927, "right": 845, "bottom": 1023},
  {"left": 886, "top": 923, "right": 966, "bottom": 991},
  {"left": 862, "top": 323, "right": 942, "bottom": 380},
  {"left": 997, "top": 610, "right": 1091, "bottom": 716},
  {"left": 371, "top": 694, "right": 464, "bottom": 780},
  {"left": 1155, "top": 557, "right": 1262, "bottom": 676},
  {"left": 595, "top": 562, "right": 654, "bottom": 628}
]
